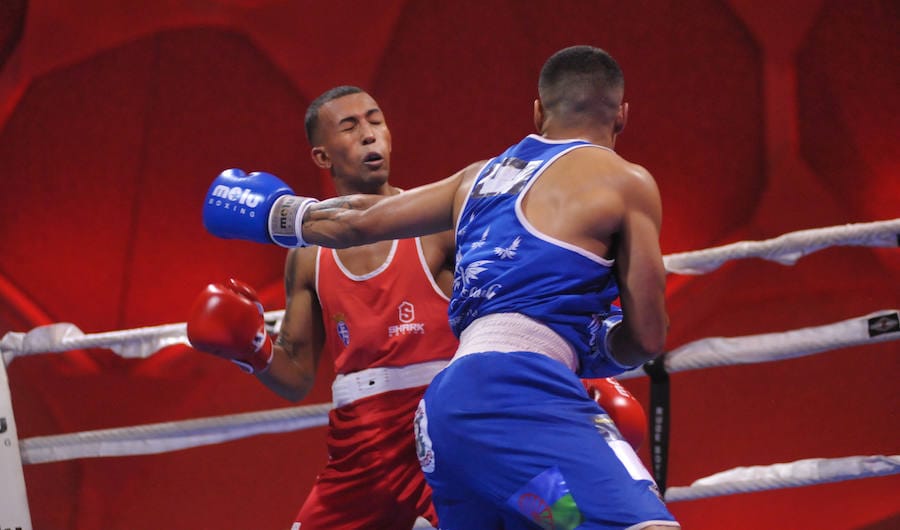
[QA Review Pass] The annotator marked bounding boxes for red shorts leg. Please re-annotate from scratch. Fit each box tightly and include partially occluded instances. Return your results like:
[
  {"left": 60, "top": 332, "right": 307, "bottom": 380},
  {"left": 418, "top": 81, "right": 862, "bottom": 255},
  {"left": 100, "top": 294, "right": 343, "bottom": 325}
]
[{"left": 292, "top": 386, "right": 438, "bottom": 529}]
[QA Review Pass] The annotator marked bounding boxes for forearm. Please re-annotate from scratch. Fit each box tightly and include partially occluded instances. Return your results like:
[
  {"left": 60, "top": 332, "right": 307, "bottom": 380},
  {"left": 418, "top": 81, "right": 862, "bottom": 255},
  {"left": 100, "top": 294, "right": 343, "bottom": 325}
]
[
  {"left": 300, "top": 194, "right": 388, "bottom": 248},
  {"left": 607, "top": 310, "right": 667, "bottom": 367},
  {"left": 613, "top": 261, "right": 668, "bottom": 363},
  {"left": 256, "top": 343, "right": 319, "bottom": 402},
  {"left": 301, "top": 182, "right": 455, "bottom": 248}
]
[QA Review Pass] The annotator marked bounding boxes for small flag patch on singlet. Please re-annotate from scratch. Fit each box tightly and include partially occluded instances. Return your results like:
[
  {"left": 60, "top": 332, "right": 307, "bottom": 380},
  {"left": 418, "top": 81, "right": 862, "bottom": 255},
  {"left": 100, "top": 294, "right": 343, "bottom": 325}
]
[{"left": 336, "top": 321, "right": 350, "bottom": 345}]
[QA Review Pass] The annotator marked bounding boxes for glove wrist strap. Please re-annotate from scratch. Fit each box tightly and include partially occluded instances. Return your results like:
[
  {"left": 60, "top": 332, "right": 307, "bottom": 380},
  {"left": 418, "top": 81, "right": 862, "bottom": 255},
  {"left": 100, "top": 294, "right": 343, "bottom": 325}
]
[
  {"left": 268, "top": 195, "right": 319, "bottom": 248},
  {"left": 232, "top": 335, "right": 274, "bottom": 375}
]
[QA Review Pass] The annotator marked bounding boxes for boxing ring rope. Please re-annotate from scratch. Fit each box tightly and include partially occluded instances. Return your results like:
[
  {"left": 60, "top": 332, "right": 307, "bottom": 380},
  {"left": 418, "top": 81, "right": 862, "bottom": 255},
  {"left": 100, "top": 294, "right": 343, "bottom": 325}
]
[
  {"left": 4, "top": 218, "right": 897, "bottom": 369},
  {"left": 18, "top": 402, "right": 333, "bottom": 465},
  {"left": 661, "top": 218, "right": 900, "bottom": 274},
  {"left": 614, "top": 308, "right": 899, "bottom": 380},
  {"left": 1, "top": 218, "right": 898, "bottom": 525}
]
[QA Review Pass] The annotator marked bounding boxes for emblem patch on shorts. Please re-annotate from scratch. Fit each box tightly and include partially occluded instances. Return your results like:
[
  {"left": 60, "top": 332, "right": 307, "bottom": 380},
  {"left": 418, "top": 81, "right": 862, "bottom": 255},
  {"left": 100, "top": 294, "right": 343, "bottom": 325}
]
[
  {"left": 507, "top": 466, "right": 583, "bottom": 530},
  {"left": 414, "top": 399, "right": 435, "bottom": 473}
]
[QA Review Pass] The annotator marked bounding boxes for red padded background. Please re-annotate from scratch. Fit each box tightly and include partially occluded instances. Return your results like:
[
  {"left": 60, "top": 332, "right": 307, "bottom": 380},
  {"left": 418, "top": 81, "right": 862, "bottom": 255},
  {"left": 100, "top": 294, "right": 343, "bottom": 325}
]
[{"left": 1, "top": 1, "right": 897, "bottom": 529}]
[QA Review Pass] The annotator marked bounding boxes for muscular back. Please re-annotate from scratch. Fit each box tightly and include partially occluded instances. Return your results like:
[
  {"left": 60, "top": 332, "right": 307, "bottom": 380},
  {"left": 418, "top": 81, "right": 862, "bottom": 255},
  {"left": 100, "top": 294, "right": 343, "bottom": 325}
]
[
  {"left": 522, "top": 147, "right": 654, "bottom": 260},
  {"left": 445, "top": 135, "right": 667, "bottom": 369}
]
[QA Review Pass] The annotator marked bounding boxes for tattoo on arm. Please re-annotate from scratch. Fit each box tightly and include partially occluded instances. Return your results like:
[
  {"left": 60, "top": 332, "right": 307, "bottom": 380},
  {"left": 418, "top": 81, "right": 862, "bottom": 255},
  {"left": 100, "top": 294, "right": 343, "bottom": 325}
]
[
  {"left": 309, "top": 196, "right": 358, "bottom": 213},
  {"left": 278, "top": 249, "right": 301, "bottom": 360},
  {"left": 302, "top": 194, "right": 386, "bottom": 246},
  {"left": 275, "top": 327, "right": 295, "bottom": 359},
  {"left": 308, "top": 194, "right": 383, "bottom": 216}
]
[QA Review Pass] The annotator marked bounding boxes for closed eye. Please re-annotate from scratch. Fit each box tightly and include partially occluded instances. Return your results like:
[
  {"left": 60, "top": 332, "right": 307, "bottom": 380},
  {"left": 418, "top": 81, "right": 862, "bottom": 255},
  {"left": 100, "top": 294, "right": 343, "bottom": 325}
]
[
  {"left": 365, "top": 109, "right": 384, "bottom": 125},
  {"left": 338, "top": 117, "right": 359, "bottom": 132}
]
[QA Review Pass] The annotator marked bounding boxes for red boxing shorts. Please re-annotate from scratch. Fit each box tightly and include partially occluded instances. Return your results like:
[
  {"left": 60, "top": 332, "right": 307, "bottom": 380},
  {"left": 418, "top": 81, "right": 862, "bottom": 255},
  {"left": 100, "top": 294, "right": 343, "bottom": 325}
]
[{"left": 292, "top": 385, "right": 438, "bottom": 530}]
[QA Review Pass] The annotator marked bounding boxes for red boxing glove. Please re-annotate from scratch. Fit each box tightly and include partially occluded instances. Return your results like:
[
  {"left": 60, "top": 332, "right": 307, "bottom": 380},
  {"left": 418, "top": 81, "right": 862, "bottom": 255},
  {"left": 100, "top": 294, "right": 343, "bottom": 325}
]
[
  {"left": 187, "top": 279, "right": 274, "bottom": 374},
  {"left": 582, "top": 377, "right": 647, "bottom": 450}
]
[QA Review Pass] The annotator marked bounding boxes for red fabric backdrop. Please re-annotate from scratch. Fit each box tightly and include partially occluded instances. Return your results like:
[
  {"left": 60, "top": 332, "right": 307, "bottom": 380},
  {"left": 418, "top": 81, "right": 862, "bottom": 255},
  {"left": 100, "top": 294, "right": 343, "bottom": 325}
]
[{"left": 1, "top": 1, "right": 897, "bottom": 529}]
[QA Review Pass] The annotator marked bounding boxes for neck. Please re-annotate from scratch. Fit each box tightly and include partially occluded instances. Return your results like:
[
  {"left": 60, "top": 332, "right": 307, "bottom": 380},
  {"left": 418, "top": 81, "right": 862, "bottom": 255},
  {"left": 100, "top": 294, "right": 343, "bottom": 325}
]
[
  {"left": 334, "top": 179, "right": 398, "bottom": 197},
  {"left": 540, "top": 124, "right": 615, "bottom": 149}
]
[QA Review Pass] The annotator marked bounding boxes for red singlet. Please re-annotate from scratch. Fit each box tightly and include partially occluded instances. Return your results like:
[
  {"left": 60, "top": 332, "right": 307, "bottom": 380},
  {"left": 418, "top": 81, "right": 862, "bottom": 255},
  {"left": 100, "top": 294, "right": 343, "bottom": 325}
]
[
  {"left": 293, "top": 237, "right": 457, "bottom": 530},
  {"left": 316, "top": 237, "right": 456, "bottom": 375}
]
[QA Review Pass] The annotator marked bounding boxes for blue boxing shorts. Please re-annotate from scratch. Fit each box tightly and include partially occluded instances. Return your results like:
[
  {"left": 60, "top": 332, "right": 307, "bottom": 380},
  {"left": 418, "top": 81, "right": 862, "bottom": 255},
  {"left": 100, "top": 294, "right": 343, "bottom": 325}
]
[{"left": 414, "top": 351, "right": 679, "bottom": 530}]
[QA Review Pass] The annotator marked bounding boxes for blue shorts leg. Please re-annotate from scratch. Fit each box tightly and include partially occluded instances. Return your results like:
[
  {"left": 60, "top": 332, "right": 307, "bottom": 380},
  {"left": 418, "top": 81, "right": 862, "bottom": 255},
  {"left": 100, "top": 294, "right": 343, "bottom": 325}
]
[{"left": 415, "top": 351, "right": 678, "bottom": 530}]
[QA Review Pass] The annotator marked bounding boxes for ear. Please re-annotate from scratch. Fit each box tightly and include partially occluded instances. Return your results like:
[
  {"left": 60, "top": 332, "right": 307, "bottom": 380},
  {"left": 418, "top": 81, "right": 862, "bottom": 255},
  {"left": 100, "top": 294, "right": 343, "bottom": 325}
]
[
  {"left": 310, "top": 146, "right": 331, "bottom": 169},
  {"left": 533, "top": 99, "right": 544, "bottom": 133},
  {"left": 613, "top": 102, "right": 628, "bottom": 134}
]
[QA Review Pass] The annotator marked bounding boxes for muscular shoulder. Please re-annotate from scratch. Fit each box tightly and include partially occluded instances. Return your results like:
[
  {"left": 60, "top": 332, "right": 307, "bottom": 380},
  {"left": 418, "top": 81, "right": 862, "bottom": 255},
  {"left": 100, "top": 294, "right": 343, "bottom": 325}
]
[
  {"left": 464, "top": 159, "right": 491, "bottom": 177},
  {"left": 611, "top": 158, "right": 661, "bottom": 226},
  {"left": 452, "top": 159, "right": 491, "bottom": 216},
  {"left": 565, "top": 148, "right": 659, "bottom": 206},
  {"left": 457, "top": 159, "right": 489, "bottom": 193}
]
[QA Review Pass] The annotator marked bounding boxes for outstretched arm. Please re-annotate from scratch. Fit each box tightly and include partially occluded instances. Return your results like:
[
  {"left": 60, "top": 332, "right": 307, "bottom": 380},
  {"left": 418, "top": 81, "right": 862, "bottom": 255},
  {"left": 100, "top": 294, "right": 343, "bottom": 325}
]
[
  {"left": 203, "top": 162, "right": 484, "bottom": 249},
  {"left": 300, "top": 166, "right": 469, "bottom": 248}
]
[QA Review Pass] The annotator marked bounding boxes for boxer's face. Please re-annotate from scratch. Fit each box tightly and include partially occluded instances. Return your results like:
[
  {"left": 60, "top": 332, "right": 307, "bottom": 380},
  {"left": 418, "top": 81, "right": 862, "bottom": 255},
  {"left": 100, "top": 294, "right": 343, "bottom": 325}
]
[{"left": 311, "top": 92, "right": 392, "bottom": 192}]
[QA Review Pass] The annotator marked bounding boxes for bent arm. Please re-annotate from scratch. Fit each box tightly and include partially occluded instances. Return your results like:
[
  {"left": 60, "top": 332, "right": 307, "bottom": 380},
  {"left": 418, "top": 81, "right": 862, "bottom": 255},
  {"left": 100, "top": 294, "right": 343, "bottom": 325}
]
[
  {"left": 609, "top": 168, "right": 668, "bottom": 366},
  {"left": 300, "top": 163, "right": 479, "bottom": 248},
  {"left": 256, "top": 248, "right": 325, "bottom": 402}
]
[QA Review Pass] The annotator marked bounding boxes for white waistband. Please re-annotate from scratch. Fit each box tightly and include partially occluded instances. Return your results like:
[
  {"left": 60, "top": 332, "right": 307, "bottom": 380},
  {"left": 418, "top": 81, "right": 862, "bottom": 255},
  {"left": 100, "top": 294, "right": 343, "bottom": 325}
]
[
  {"left": 453, "top": 313, "right": 578, "bottom": 372},
  {"left": 331, "top": 359, "right": 449, "bottom": 408}
]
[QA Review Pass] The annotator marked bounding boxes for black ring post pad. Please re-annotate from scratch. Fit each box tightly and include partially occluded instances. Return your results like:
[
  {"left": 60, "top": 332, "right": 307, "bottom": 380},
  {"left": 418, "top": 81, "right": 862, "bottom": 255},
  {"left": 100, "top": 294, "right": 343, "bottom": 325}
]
[{"left": 644, "top": 356, "right": 671, "bottom": 495}]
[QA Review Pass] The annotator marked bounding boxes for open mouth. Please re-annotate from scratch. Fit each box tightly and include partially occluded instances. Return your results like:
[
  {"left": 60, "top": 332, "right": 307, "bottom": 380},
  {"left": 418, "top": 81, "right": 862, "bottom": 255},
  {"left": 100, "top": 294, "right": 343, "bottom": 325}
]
[{"left": 363, "top": 153, "right": 384, "bottom": 167}]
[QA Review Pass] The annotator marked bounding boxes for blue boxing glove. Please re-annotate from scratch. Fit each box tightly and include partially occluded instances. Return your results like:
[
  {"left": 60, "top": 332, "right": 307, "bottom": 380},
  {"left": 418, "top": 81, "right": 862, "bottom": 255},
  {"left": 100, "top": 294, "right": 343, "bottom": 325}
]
[
  {"left": 203, "top": 168, "right": 318, "bottom": 247},
  {"left": 580, "top": 305, "right": 633, "bottom": 378}
]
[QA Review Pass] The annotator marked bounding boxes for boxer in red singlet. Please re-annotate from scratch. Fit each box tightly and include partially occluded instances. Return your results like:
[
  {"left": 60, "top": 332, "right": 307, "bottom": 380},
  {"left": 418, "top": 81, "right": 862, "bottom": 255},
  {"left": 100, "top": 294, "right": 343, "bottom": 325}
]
[{"left": 190, "top": 86, "right": 456, "bottom": 529}]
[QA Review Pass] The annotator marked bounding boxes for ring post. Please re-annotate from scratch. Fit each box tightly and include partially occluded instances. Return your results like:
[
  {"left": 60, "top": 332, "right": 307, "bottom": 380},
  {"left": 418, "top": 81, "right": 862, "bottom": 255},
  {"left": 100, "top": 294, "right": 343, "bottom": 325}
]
[{"left": 0, "top": 358, "right": 33, "bottom": 530}]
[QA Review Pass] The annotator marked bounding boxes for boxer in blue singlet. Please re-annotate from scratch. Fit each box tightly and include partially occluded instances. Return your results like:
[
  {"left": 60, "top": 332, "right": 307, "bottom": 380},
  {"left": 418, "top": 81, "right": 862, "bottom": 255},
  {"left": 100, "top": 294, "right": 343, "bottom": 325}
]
[
  {"left": 415, "top": 131, "right": 676, "bottom": 529},
  {"left": 306, "top": 45, "right": 677, "bottom": 530},
  {"left": 205, "top": 44, "right": 679, "bottom": 529}
]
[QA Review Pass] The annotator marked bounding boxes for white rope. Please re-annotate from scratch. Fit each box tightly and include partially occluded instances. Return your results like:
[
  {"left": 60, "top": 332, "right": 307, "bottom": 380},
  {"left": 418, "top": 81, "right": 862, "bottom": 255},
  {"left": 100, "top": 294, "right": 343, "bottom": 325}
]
[
  {"left": 0, "top": 322, "right": 187, "bottom": 365},
  {"left": 2, "top": 219, "right": 896, "bottom": 365},
  {"left": 0, "top": 311, "right": 283, "bottom": 365},
  {"left": 616, "top": 309, "right": 900, "bottom": 380},
  {"left": 663, "top": 218, "right": 899, "bottom": 274},
  {"left": 664, "top": 455, "right": 900, "bottom": 502},
  {"left": 0, "top": 219, "right": 900, "bottom": 365},
  {"left": 4, "top": 308, "right": 894, "bottom": 379},
  {"left": 9, "top": 308, "right": 896, "bottom": 465},
  {"left": 19, "top": 402, "right": 332, "bottom": 465}
]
